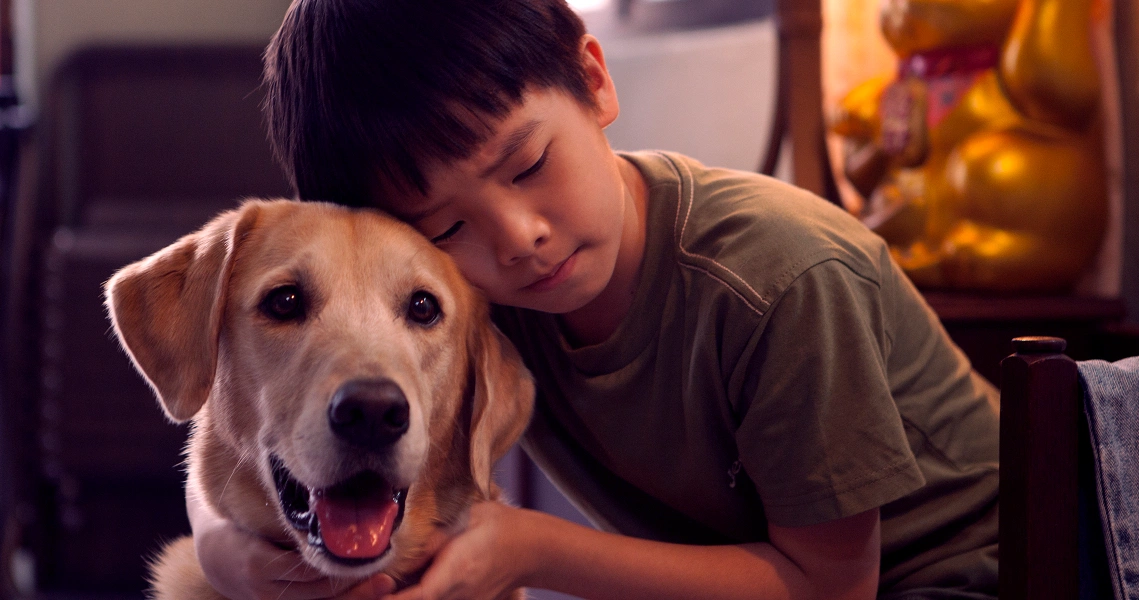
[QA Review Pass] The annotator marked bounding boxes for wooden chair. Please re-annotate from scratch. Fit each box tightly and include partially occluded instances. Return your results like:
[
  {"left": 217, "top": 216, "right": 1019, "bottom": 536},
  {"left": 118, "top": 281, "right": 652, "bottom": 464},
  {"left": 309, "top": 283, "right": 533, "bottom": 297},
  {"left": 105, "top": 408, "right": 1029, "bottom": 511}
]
[
  {"left": 999, "top": 335, "right": 1135, "bottom": 600},
  {"left": 760, "top": 0, "right": 841, "bottom": 204}
]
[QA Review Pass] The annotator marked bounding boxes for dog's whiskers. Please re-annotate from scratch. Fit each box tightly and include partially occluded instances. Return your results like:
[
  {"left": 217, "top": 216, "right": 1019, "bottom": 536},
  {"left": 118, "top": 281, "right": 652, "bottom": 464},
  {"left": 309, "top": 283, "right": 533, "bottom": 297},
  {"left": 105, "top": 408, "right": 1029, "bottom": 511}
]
[
  {"left": 274, "top": 560, "right": 309, "bottom": 600},
  {"left": 262, "top": 550, "right": 292, "bottom": 572},
  {"left": 279, "top": 559, "right": 305, "bottom": 578},
  {"left": 427, "top": 434, "right": 451, "bottom": 458},
  {"left": 217, "top": 446, "right": 255, "bottom": 502}
]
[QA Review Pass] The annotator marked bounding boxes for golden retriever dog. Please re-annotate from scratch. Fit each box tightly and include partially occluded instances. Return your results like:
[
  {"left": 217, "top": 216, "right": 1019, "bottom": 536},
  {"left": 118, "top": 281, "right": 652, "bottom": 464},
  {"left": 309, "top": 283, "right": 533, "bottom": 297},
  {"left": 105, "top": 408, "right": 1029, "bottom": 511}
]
[{"left": 104, "top": 199, "right": 534, "bottom": 599}]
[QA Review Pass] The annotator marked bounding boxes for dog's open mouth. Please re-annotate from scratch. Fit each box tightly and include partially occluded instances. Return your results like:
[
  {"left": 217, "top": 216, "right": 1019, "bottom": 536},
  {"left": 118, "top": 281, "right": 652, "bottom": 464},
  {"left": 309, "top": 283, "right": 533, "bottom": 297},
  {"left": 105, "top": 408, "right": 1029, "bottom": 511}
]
[{"left": 270, "top": 455, "right": 407, "bottom": 565}]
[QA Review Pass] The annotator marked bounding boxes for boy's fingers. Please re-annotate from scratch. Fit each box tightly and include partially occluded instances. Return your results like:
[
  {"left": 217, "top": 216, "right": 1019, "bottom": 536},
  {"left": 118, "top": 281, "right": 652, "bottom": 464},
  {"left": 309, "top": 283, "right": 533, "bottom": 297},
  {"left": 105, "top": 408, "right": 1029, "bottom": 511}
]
[
  {"left": 334, "top": 573, "right": 398, "bottom": 600},
  {"left": 388, "top": 526, "right": 454, "bottom": 583},
  {"left": 382, "top": 584, "right": 424, "bottom": 600},
  {"left": 422, "top": 527, "right": 452, "bottom": 556}
]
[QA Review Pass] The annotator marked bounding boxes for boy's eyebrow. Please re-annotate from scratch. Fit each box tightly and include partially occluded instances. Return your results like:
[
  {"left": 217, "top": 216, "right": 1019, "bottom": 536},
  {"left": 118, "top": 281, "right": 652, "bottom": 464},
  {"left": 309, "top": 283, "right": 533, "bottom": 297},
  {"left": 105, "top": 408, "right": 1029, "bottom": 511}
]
[
  {"left": 393, "top": 119, "right": 542, "bottom": 224},
  {"left": 396, "top": 201, "right": 445, "bottom": 224},
  {"left": 479, "top": 119, "right": 542, "bottom": 179}
]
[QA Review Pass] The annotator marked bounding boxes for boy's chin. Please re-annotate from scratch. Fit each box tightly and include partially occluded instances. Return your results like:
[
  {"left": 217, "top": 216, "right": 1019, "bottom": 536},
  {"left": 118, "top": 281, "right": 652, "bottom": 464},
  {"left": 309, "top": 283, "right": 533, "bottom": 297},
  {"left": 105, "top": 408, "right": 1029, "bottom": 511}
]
[
  {"left": 495, "top": 282, "right": 602, "bottom": 315},
  {"left": 512, "top": 293, "right": 596, "bottom": 315}
]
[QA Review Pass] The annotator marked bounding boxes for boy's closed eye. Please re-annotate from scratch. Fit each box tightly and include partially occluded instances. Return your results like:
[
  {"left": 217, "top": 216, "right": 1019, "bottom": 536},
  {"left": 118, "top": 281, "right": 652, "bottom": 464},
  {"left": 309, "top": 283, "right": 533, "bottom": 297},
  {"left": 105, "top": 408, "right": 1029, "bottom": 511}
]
[
  {"left": 431, "top": 221, "right": 465, "bottom": 244},
  {"left": 429, "top": 148, "right": 547, "bottom": 244},
  {"left": 512, "top": 149, "right": 547, "bottom": 184}
]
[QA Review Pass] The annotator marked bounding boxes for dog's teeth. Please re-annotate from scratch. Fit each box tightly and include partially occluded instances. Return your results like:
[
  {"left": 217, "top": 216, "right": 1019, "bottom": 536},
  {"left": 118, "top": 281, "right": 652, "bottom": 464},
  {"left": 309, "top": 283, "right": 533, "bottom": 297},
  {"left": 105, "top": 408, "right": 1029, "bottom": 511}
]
[{"left": 306, "top": 511, "right": 322, "bottom": 546}]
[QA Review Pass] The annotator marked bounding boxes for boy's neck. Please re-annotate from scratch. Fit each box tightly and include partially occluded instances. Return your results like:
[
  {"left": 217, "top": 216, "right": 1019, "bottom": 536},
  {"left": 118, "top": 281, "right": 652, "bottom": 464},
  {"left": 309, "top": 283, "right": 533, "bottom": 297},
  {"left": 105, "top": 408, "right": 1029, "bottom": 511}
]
[{"left": 558, "top": 154, "right": 649, "bottom": 348}]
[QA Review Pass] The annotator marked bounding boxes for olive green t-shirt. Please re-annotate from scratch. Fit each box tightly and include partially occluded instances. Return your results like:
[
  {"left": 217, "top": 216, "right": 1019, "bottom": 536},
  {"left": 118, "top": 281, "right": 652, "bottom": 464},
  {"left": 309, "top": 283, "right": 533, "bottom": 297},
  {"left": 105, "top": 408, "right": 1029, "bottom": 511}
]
[{"left": 492, "top": 151, "right": 999, "bottom": 596}]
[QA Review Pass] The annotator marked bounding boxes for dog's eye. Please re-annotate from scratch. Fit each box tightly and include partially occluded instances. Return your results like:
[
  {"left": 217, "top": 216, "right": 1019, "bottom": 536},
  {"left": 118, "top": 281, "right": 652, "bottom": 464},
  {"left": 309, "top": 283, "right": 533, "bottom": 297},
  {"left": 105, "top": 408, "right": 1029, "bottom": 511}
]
[
  {"left": 261, "top": 285, "right": 305, "bottom": 321},
  {"left": 407, "top": 291, "right": 441, "bottom": 325}
]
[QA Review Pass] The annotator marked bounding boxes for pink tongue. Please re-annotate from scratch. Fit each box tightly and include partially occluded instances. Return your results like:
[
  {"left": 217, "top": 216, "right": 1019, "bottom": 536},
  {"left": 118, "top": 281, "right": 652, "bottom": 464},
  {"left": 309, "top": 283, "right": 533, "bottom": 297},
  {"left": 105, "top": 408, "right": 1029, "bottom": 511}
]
[{"left": 312, "top": 492, "right": 399, "bottom": 560}]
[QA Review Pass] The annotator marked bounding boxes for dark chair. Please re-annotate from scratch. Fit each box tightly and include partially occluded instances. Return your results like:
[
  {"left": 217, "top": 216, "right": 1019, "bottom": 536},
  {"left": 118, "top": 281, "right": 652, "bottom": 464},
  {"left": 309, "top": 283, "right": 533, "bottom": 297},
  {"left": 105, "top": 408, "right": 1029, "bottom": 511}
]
[
  {"left": 0, "top": 44, "right": 290, "bottom": 594},
  {"left": 999, "top": 334, "right": 1139, "bottom": 600}
]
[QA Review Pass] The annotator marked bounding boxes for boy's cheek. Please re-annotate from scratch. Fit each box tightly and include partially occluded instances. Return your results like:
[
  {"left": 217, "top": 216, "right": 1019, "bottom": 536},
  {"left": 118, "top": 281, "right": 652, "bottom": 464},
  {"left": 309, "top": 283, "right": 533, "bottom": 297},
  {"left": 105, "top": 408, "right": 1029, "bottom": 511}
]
[{"left": 441, "top": 252, "right": 500, "bottom": 297}]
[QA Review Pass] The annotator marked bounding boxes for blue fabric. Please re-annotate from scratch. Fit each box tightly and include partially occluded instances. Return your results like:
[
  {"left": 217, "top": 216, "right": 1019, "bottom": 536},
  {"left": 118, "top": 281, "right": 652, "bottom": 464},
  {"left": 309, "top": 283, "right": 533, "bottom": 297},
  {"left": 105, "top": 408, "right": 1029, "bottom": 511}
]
[{"left": 1078, "top": 356, "right": 1139, "bottom": 600}]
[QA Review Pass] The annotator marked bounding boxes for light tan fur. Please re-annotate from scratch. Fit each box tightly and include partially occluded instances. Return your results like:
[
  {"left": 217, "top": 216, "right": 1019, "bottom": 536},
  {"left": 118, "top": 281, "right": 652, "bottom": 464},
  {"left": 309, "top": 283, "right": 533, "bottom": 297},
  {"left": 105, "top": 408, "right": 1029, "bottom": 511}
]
[{"left": 105, "top": 199, "right": 534, "bottom": 600}]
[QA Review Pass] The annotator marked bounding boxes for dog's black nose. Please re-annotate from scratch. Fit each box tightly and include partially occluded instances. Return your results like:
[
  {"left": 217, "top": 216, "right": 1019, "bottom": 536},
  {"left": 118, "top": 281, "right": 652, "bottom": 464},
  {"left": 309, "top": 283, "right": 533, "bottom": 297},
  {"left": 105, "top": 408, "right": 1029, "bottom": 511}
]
[{"left": 328, "top": 379, "right": 410, "bottom": 449}]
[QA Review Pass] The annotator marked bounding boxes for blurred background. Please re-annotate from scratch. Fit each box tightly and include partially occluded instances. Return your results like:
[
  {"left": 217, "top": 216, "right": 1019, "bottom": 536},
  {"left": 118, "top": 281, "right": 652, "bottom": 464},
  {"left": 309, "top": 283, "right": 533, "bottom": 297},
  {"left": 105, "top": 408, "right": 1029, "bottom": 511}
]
[{"left": 0, "top": 0, "right": 1137, "bottom": 598}]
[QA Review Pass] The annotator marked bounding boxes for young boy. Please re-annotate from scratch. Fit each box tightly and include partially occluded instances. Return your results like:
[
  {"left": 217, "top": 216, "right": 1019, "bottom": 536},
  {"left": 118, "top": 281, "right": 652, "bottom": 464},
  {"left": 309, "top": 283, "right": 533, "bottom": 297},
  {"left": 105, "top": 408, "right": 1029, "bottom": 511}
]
[{"left": 190, "top": 0, "right": 1000, "bottom": 598}]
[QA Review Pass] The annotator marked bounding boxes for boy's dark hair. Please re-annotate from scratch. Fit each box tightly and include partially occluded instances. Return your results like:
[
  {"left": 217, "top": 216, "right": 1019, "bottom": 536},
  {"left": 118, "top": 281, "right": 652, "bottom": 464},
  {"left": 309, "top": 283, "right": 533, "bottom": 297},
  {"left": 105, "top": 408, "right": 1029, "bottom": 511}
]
[{"left": 263, "top": 0, "right": 592, "bottom": 206}]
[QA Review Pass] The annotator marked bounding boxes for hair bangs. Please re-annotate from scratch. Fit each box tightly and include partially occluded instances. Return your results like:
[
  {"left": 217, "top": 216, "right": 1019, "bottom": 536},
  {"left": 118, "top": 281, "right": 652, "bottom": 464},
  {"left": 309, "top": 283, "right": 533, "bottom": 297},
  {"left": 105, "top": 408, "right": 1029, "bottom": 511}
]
[{"left": 265, "top": 0, "right": 590, "bottom": 207}]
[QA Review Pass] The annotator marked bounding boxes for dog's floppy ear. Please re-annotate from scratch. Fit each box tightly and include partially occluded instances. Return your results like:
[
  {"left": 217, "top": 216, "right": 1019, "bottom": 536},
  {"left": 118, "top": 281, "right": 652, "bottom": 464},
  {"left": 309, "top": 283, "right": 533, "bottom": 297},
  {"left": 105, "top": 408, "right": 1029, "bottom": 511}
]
[
  {"left": 467, "top": 315, "right": 535, "bottom": 496},
  {"left": 104, "top": 203, "right": 260, "bottom": 423}
]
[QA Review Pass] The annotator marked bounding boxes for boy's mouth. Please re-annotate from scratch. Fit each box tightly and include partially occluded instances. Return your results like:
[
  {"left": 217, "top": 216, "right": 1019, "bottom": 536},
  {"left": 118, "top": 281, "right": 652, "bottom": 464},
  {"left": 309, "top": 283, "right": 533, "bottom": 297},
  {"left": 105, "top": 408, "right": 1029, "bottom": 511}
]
[
  {"left": 525, "top": 251, "right": 577, "bottom": 293},
  {"left": 270, "top": 455, "right": 407, "bottom": 565}
]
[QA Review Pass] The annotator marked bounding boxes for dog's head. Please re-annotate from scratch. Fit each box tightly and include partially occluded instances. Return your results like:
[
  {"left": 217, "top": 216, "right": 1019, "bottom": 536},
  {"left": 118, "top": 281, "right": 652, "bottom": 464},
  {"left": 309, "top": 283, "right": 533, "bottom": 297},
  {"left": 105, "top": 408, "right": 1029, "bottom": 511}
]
[{"left": 105, "top": 199, "right": 534, "bottom": 579}]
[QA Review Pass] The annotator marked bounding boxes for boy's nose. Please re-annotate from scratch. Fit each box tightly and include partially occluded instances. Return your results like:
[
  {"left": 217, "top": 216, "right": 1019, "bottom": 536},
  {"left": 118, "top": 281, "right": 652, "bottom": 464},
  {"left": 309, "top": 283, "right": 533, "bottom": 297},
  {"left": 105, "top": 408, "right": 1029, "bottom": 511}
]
[{"left": 494, "top": 209, "right": 550, "bottom": 266}]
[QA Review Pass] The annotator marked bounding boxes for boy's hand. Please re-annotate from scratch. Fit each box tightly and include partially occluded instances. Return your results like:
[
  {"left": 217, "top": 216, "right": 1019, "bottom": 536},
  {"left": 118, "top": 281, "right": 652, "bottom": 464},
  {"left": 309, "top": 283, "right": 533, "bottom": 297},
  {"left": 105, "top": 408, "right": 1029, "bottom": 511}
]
[
  {"left": 336, "top": 575, "right": 400, "bottom": 600},
  {"left": 386, "top": 501, "right": 535, "bottom": 600}
]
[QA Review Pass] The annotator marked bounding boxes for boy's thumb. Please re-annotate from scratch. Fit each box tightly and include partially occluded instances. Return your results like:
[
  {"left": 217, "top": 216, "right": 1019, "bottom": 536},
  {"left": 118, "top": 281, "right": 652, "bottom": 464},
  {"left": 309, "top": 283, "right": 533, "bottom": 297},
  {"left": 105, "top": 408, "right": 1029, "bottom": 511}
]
[{"left": 338, "top": 573, "right": 398, "bottom": 599}]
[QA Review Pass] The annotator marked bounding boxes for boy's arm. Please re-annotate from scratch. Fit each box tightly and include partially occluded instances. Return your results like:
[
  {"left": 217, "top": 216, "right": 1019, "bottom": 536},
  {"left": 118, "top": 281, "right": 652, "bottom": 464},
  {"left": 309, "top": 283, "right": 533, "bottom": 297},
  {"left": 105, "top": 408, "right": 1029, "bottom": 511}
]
[{"left": 389, "top": 501, "right": 880, "bottom": 600}]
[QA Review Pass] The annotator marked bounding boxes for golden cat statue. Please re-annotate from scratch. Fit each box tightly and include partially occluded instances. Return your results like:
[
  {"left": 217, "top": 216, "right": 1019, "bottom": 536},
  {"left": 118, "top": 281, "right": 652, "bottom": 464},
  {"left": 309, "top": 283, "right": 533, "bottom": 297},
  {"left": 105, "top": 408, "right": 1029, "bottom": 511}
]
[{"left": 831, "top": 0, "right": 1108, "bottom": 292}]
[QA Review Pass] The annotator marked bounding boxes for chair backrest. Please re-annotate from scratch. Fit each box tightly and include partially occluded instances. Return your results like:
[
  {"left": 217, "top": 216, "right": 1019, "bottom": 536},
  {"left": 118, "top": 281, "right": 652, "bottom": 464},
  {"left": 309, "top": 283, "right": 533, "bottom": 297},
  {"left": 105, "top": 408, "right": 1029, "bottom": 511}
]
[
  {"left": 999, "top": 336, "right": 1121, "bottom": 600},
  {"left": 761, "top": 0, "right": 838, "bottom": 202},
  {"left": 999, "top": 336, "right": 1081, "bottom": 599}
]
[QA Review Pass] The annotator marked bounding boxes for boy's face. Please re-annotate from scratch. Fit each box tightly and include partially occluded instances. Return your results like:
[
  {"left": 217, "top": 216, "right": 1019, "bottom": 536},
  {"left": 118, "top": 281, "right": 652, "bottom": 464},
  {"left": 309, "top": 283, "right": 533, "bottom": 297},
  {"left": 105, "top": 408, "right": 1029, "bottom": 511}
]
[{"left": 382, "top": 82, "right": 638, "bottom": 316}]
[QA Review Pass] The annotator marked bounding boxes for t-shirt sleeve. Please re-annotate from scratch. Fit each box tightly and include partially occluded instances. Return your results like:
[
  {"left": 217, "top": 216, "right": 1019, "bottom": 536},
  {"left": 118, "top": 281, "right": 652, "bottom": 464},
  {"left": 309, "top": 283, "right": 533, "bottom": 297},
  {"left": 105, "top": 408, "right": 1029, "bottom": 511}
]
[{"left": 733, "top": 258, "right": 926, "bottom": 528}]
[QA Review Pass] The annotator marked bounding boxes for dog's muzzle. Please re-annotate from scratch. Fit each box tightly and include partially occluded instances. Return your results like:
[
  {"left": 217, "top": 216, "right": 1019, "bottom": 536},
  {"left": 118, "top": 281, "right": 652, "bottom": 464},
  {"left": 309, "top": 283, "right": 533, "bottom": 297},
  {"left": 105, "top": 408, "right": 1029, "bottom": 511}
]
[
  {"left": 271, "top": 455, "right": 408, "bottom": 565},
  {"left": 268, "top": 378, "right": 415, "bottom": 565}
]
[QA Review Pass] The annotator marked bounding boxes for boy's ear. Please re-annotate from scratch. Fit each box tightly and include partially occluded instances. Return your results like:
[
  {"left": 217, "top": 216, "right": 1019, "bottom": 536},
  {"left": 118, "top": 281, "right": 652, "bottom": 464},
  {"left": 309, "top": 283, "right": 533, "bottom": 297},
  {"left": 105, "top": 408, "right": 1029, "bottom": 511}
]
[{"left": 580, "top": 34, "right": 619, "bottom": 128}]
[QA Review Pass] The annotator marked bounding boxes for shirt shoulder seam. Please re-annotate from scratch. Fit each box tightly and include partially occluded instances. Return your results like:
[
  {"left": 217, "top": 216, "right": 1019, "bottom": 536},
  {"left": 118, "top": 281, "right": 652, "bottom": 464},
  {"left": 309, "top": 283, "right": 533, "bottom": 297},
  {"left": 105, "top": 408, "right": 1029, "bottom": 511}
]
[{"left": 658, "top": 152, "right": 771, "bottom": 315}]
